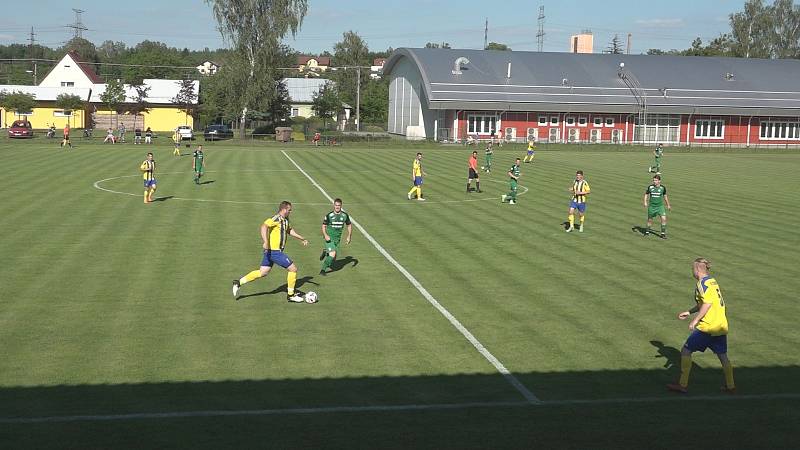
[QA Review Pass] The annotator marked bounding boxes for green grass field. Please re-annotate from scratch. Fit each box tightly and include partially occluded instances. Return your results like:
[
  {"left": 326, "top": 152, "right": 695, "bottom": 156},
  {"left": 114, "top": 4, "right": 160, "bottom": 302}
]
[{"left": 1, "top": 138, "right": 799, "bottom": 449}]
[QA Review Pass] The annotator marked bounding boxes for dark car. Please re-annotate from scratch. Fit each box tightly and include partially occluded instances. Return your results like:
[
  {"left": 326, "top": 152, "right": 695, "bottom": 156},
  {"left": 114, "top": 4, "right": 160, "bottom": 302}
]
[
  {"left": 203, "top": 125, "right": 234, "bottom": 141},
  {"left": 8, "top": 120, "right": 33, "bottom": 138}
]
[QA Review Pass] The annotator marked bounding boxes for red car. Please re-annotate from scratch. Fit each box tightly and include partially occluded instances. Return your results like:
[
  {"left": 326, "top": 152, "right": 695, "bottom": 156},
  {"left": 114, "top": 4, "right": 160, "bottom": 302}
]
[{"left": 8, "top": 120, "right": 33, "bottom": 138}]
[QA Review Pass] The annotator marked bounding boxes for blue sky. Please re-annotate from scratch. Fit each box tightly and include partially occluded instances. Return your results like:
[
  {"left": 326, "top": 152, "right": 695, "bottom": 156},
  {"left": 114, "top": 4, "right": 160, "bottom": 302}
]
[{"left": 0, "top": 0, "right": 744, "bottom": 54}]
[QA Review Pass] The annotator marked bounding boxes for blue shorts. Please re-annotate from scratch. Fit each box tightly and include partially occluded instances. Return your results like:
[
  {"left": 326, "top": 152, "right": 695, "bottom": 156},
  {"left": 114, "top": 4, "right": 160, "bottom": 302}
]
[
  {"left": 527, "top": 150, "right": 535, "bottom": 155},
  {"left": 414, "top": 176, "right": 423, "bottom": 186},
  {"left": 143, "top": 179, "right": 157, "bottom": 188},
  {"left": 260, "top": 250, "right": 293, "bottom": 269},
  {"left": 685, "top": 330, "right": 727, "bottom": 354},
  {"left": 569, "top": 201, "right": 586, "bottom": 212}
]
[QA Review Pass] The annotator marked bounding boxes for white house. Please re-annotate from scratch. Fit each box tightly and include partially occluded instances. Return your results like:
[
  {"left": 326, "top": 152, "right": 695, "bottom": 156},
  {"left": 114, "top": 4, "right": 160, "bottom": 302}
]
[{"left": 196, "top": 61, "right": 220, "bottom": 76}]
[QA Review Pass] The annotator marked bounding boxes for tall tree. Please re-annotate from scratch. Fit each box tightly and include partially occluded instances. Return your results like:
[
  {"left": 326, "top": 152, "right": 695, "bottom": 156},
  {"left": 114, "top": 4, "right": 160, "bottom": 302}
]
[
  {"left": 55, "top": 93, "right": 84, "bottom": 128},
  {"left": 729, "top": 0, "right": 773, "bottom": 58},
  {"left": 0, "top": 91, "right": 36, "bottom": 118},
  {"left": 359, "top": 77, "right": 389, "bottom": 127},
  {"left": 127, "top": 84, "right": 151, "bottom": 130},
  {"left": 485, "top": 42, "right": 511, "bottom": 51},
  {"left": 172, "top": 80, "right": 198, "bottom": 126},
  {"left": 61, "top": 37, "right": 99, "bottom": 63},
  {"left": 311, "top": 83, "right": 340, "bottom": 130},
  {"left": 424, "top": 42, "right": 451, "bottom": 49},
  {"left": 99, "top": 78, "right": 126, "bottom": 128},
  {"left": 206, "top": 0, "right": 308, "bottom": 138},
  {"left": 605, "top": 35, "right": 623, "bottom": 54},
  {"left": 332, "top": 31, "right": 370, "bottom": 108},
  {"left": 770, "top": 0, "right": 800, "bottom": 58}
]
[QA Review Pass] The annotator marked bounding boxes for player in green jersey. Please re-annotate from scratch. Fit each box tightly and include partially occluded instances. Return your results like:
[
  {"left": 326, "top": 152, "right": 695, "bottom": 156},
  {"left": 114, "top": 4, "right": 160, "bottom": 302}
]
[
  {"left": 483, "top": 143, "right": 494, "bottom": 173},
  {"left": 649, "top": 143, "right": 664, "bottom": 174},
  {"left": 319, "top": 198, "right": 353, "bottom": 276},
  {"left": 501, "top": 158, "right": 521, "bottom": 205},
  {"left": 643, "top": 174, "right": 671, "bottom": 239},
  {"left": 192, "top": 145, "right": 205, "bottom": 184}
]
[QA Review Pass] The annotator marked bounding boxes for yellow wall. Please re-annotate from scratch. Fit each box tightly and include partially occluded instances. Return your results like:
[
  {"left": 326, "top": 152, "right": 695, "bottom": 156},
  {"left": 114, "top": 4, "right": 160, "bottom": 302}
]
[
  {"left": 292, "top": 104, "right": 315, "bottom": 118},
  {"left": 93, "top": 107, "right": 194, "bottom": 132},
  {"left": 1, "top": 103, "right": 192, "bottom": 132},
  {"left": 2, "top": 106, "right": 85, "bottom": 129}
]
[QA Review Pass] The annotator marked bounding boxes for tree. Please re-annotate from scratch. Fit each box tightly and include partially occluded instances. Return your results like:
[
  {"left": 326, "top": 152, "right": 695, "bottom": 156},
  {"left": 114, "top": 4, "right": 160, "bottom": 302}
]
[
  {"left": 172, "top": 79, "right": 198, "bottom": 126},
  {"left": 311, "top": 83, "right": 340, "bottom": 130},
  {"left": 127, "top": 84, "right": 151, "bottom": 130},
  {"left": 98, "top": 40, "right": 128, "bottom": 61},
  {"left": 424, "top": 42, "right": 451, "bottom": 49},
  {"left": 605, "top": 35, "right": 623, "bottom": 54},
  {"left": 124, "top": 40, "right": 187, "bottom": 83},
  {"left": 61, "top": 37, "right": 99, "bottom": 63},
  {"left": 359, "top": 77, "right": 389, "bottom": 128},
  {"left": 268, "top": 79, "right": 292, "bottom": 126},
  {"left": 729, "top": 0, "right": 773, "bottom": 58},
  {"left": 0, "top": 91, "right": 37, "bottom": 119},
  {"left": 55, "top": 93, "right": 84, "bottom": 128},
  {"left": 769, "top": 0, "right": 800, "bottom": 58},
  {"left": 332, "top": 31, "right": 370, "bottom": 111},
  {"left": 206, "top": 0, "right": 309, "bottom": 138},
  {"left": 485, "top": 42, "right": 511, "bottom": 51},
  {"left": 100, "top": 78, "right": 126, "bottom": 129}
]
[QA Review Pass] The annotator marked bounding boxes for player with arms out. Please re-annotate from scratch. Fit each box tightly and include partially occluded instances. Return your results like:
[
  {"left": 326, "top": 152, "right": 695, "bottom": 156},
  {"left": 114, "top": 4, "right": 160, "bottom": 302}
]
[
  {"left": 407, "top": 152, "right": 426, "bottom": 201},
  {"left": 232, "top": 201, "right": 310, "bottom": 303},
  {"left": 643, "top": 174, "right": 671, "bottom": 239},
  {"left": 523, "top": 140, "right": 536, "bottom": 164},
  {"left": 668, "top": 258, "right": 735, "bottom": 394},
  {"left": 192, "top": 145, "right": 206, "bottom": 185},
  {"left": 466, "top": 150, "right": 482, "bottom": 193},
  {"left": 566, "top": 170, "right": 590, "bottom": 232},
  {"left": 483, "top": 143, "right": 493, "bottom": 173},
  {"left": 649, "top": 143, "right": 664, "bottom": 174},
  {"left": 319, "top": 198, "right": 352, "bottom": 276},
  {"left": 140, "top": 152, "right": 157, "bottom": 204},
  {"left": 501, "top": 158, "right": 521, "bottom": 205}
]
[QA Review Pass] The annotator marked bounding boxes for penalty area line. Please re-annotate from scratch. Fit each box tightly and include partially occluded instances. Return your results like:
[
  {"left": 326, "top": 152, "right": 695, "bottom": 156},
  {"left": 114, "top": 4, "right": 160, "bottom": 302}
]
[{"left": 280, "top": 150, "right": 541, "bottom": 405}]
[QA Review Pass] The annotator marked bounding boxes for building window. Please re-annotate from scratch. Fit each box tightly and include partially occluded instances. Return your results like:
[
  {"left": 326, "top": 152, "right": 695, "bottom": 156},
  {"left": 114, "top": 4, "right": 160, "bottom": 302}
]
[
  {"left": 593, "top": 117, "right": 603, "bottom": 127},
  {"left": 538, "top": 116, "right": 547, "bottom": 126},
  {"left": 605, "top": 117, "right": 615, "bottom": 127},
  {"left": 565, "top": 116, "right": 576, "bottom": 126},
  {"left": 467, "top": 115, "right": 496, "bottom": 134},
  {"left": 578, "top": 116, "right": 588, "bottom": 127},
  {"left": 695, "top": 119, "right": 725, "bottom": 139},
  {"left": 60, "top": 81, "right": 75, "bottom": 87},
  {"left": 634, "top": 115, "right": 680, "bottom": 143},
  {"left": 54, "top": 110, "right": 73, "bottom": 117},
  {"left": 550, "top": 116, "right": 559, "bottom": 125},
  {"left": 291, "top": 108, "right": 299, "bottom": 117},
  {"left": 760, "top": 121, "right": 800, "bottom": 140}
]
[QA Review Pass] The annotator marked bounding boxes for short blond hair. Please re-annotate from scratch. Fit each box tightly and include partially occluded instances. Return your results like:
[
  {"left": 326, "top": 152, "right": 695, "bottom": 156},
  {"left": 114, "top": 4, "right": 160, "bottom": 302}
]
[{"left": 693, "top": 257, "right": 712, "bottom": 271}]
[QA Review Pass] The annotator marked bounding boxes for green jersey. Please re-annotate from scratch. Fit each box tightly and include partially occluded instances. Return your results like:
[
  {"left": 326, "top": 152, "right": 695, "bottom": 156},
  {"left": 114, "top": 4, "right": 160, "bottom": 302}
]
[
  {"left": 193, "top": 150, "right": 205, "bottom": 168},
  {"left": 508, "top": 164, "right": 520, "bottom": 180},
  {"left": 323, "top": 210, "right": 351, "bottom": 242},
  {"left": 485, "top": 148, "right": 493, "bottom": 157},
  {"left": 646, "top": 184, "right": 667, "bottom": 207},
  {"left": 654, "top": 147, "right": 663, "bottom": 159}
]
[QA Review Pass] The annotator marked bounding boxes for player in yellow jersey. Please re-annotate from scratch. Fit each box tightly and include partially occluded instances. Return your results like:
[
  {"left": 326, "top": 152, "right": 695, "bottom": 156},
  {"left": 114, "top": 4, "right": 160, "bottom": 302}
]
[
  {"left": 232, "top": 201, "right": 310, "bottom": 303},
  {"left": 407, "top": 152, "right": 426, "bottom": 201},
  {"left": 172, "top": 130, "right": 181, "bottom": 156},
  {"left": 523, "top": 140, "right": 536, "bottom": 163},
  {"left": 139, "top": 152, "right": 157, "bottom": 204},
  {"left": 566, "top": 170, "right": 590, "bottom": 232},
  {"left": 668, "top": 258, "right": 735, "bottom": 394}
]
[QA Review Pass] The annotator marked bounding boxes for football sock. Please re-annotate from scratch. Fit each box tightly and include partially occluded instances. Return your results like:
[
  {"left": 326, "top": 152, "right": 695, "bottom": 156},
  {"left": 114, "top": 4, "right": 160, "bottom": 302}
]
[
  {"left": 580, "top": 216, "right": 586, "bottom": 226},
  {"left": 240, "top": 270, "right": 262, "bottom": 285},
  {"left": 476, "top": 181, "right": 480, "bottom": 191},
  {"left": 287, "top": 271, "right": 297, "bottom": 295},
  {"left": 568, "top": 214, "right": 575, "bottom": 227},
  {"left": 466, "top": 182, "right": 470, "bottom": 192},
  {"left": 408, "top": 187, "right": 416, "bottom": 198},
  {"left": 679, "top": 355, "right": 693, "bottom": 387},
  {"left": 661, "top": 223, "right": 667, "bottom": 234},
  {"left": 143, "top": 190, "right": 149, "bottom": 203},
  {"left": 722, "top": 361, "right": 735, "bottom": 389},
  {"left": 322, "top": 255, "right": 333, "bottom": 271},
  {"left": 417, "top": 187, "right": 422, "bottom": 198}
]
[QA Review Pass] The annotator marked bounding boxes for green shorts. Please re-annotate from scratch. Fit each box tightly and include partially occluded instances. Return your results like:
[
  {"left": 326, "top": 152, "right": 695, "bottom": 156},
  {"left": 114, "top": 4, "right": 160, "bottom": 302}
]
[
  {"left": 195, "top": 166, "right": 204, "bottom": 174},
  {"left": 509, "top": 179, "right": 518, "bottom": 191},
  {"left": 648, "top": 205, "right": 666, "bottom": 218},
  {"left": 325, "top": 238, "right": 341, "bottom": 253}
]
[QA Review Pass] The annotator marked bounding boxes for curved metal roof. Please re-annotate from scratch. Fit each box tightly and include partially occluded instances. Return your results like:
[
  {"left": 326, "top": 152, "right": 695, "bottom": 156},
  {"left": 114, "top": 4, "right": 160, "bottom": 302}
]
[{"left": 383, "top": 48, "right": 800, "bottom": 115}]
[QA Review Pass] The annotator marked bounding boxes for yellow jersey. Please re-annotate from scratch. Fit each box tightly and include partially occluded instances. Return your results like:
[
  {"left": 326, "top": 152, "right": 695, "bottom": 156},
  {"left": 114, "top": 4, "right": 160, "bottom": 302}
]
[
  {"left": 412, "top": 159, "right": 422, "bottom": 177},
  {"left": 263, "top": 214, "right": 291, "bottom": 251},
  {"left": 695, "top": 276, "right": 728, "bottom": 336},
  {"left": 140, "top": 160, "right": 155, "bottom": 181},
  {"left": 527, "top": 141, "right": 536, "bottom": 151},
  {"left": 571, "top": 179, "right": 590, "bottom": 204},
  {"left": 173, "top": 132, "right": 180, "bottom": 144}
]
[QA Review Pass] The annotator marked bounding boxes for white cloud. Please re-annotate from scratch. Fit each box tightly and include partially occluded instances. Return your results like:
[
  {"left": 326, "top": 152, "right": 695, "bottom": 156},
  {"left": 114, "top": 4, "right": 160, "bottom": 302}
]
[{"left": 635, "top": 18, "right": 685, "bottom": 28}]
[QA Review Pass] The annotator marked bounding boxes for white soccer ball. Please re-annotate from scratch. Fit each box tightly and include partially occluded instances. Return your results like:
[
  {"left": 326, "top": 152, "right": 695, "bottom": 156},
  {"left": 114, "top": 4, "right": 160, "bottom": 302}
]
[{"left": 304, "top": 291, "right": 318, "bottom": 304}]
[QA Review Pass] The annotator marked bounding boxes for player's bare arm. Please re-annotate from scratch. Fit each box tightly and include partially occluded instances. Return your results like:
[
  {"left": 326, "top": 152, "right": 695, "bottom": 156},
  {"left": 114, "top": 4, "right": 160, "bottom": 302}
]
[
  {"left": 289, "top": 228, "right": 309, "bottom": 246},
  {"left": 643, "top": 193, "right": 649, "bottom": 208},
  {"left": 322, "top": 223, "right": 330, "bottom": 242},
  {"left": 665, "top": 194, "right": 671, "bottom": 210},
  {"left": 261, "top": 224, "right": 270, "bottom": 250},
  {"left": 689, "top": 303, "right": 712, "bottom": 330},
  {"left": 346, "top": 223, "right": 352, "bottom": 244}
]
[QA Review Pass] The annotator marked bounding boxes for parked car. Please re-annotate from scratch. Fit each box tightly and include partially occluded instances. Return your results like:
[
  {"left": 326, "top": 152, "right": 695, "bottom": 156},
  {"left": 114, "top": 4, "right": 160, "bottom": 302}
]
[
  {"left": 203, "top": 124, "right": 234, "bottom": 141},
  {"left": 176, "top": 125, "right": 194, "bottom": 140},
  {"left": 8, "top": 120, "right": 33, "bottom": 138}
]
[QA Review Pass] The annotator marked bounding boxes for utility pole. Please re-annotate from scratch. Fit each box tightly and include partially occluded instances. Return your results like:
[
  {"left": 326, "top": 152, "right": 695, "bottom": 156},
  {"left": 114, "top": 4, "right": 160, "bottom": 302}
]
[
  {"left": 626, "top": 33, "right": 632, "bottom": 54},
  {"left": 67, "top": 8, "right": 87, "bottom": 40},
  {"left": 484, "top": 18, "right": 488, "bottom": 50},
  {"left": 28, "top": 27, "right": 37, "bottom": 84},
  {"left": 536, "top": 6, "right": 546, "bottom": 52},
  {"left": 355, "top": 67, "right": 361, "bottom": 132}
]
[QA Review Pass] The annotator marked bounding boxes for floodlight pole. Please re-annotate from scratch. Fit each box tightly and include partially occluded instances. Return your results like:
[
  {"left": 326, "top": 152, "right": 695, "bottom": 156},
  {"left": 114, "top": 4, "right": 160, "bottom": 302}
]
[{"left": 356, "top": 66, "right": 361, "bottom": 132}]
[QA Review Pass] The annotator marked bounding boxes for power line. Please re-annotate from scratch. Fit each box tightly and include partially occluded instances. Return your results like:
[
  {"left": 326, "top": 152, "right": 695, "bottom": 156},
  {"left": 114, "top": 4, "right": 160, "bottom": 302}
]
[{"left": 66, "top": 8, "right": 87, "bottom": 40}]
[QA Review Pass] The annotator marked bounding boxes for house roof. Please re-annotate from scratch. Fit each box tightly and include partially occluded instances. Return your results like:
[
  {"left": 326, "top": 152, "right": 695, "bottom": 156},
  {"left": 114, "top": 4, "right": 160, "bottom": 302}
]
[
  {"left": 383, "top": 48, "right": 800, "bottom": 115},
  {"left": 373, "top": 58, "right": 386, "bottom": 66},
  {"left": 283, "top": 77, "right": 331, "bottom": 103},
  {"left": 298, "top": 56, "right": 331, "bottom": 66},
  {"left": 0, "top": 79, "right": 198, "bottom": 105},
  {"left": 37, "top": 52, "right": 105, "bottom": 86}
]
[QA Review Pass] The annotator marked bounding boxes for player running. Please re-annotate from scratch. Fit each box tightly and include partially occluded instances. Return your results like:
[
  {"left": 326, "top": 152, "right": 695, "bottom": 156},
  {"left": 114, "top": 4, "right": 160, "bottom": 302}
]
[
  {"left": 649, "top": 143, "right": 664, "bottom": 174},
  {"left": 319, "top": 198, "right": 352, "bottom": 276},
  {"left": 483, "top": 143, "right": 493, "bottom": 173},
  {"left": 407, "top": 152, "right": 426, "bottom": 201},
  {"left": 501, "top": 158, "right": 521, "bottom": 205},
  {"left": 232, "top": 201, "right": 310, "bottom": 303},
  {"left": 667, "top": 258, "right": 735, "bottom": 394},
  {"left": 523, "top": 140, "right": 536, "bottom": 163},
  {"left": 566, "top": 170, "right": 590, "bottom": 232},
  {"left": 172, "top": 129, "right": 181, "bottom": 156},
  {"left": 60, "top": 123, "right": 72, "bottom": 149},
  {"left": 192, "top": 145, "right": 205, "bottom": 185},
  {"left": 466, "top": 151, "right": 482, "bottom": 193},
  {"left": 139, "top": 152, "right": 157, "bottom": 204},
  {"left": 643, "top": 174, "right": 671, "bottom": 239}
]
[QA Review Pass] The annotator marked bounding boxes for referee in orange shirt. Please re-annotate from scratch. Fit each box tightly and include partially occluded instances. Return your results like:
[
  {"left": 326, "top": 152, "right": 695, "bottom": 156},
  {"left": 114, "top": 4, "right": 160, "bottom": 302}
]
[{"left": 466, "top": 150, "right": 481, "bottom": 193}]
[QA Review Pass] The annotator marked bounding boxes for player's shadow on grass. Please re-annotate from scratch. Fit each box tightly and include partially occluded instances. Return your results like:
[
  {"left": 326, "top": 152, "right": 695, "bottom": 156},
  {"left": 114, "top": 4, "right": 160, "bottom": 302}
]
[
  {"left": 151, "top": 196, "right": 174, "bottom": 202},
  {"left": 650, "top": 340, "right": 701, "bottom": 372},
  {"left": 631, "top": 226, "right": 649, "bottom": 236},
  {"left": 237, "top": 276, "right": 319, "bottom": 301},
  {"left": 330, "top": 256, "right": 359, "bottom": 273},
  {"left": 199, "top": 180, "right": 215, "bottom": 185}
]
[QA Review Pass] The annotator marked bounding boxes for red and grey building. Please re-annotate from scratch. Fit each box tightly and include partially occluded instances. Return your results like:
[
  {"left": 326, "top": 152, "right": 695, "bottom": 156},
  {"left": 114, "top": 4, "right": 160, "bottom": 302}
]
[{"left": 383, "top": 48, "right": 800, "bottom": 147}]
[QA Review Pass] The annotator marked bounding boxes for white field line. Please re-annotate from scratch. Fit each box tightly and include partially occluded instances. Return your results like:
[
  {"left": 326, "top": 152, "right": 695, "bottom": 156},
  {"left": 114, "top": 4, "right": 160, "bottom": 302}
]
[
  {"left": 280, "top": 150, "right": 541, "bottom": 405},
  {"left": 2, "top": 393, "right": 798, "bottom": 424}
]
